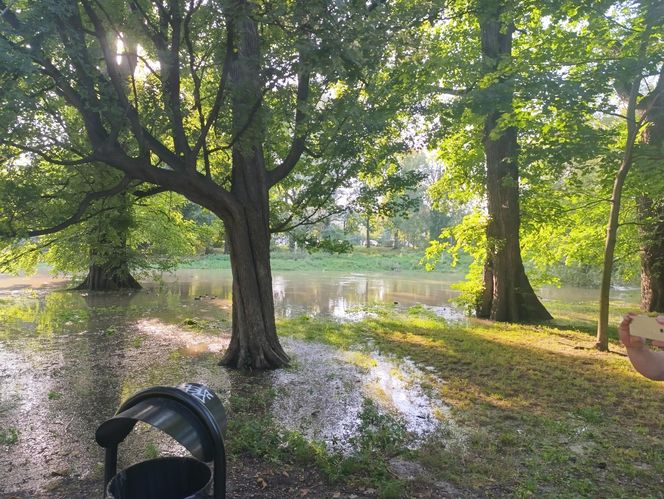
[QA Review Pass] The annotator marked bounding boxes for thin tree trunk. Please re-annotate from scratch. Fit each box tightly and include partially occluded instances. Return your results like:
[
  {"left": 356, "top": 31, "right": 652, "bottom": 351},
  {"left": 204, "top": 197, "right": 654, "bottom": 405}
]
[
  {"left": 365, "top": 213, "right": 371, "bottom": 248},
  {"left": 596, "top": 122, "right": 639, "bottom": 349},
  {"left": 596, "top": 140, "right": 636, "bottom": 349},
  {"left": 477, "top": 0, "right": 551, "bottom": 322},
  {"left": 595, "top": 28, "right": 652, "bottom": 349}
]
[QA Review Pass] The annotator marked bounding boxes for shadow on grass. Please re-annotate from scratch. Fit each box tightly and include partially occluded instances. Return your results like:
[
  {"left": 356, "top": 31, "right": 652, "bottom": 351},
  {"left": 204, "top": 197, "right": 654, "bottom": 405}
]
[
  {"left": 281, "top": 311, "right": 664, "bottom": 496},
  {"left": 543, "top": 298, "right": 638, "bottom": 342}
]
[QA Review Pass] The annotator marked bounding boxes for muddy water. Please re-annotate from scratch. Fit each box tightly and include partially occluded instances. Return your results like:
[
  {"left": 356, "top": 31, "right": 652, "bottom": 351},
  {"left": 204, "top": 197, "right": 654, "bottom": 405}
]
[
  {"left": 151, "top": 268, "right": 467, "bottom": 320},
  {"left": 0, "top": 269, "right": 461, "bottom": 498}
]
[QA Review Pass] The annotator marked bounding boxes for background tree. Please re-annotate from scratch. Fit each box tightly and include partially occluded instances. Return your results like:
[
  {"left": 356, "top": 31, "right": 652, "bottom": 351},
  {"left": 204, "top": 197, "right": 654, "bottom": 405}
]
[
  {"left": 385, "top": 152, "right": 457, "bottom": 249},
  {"left": 0, "top": 157, "right": 212, "bottom": 287},
  {"left": 354, "top": 163, "right": 425, "bottom": 248},
  {"left": 422, "top": 0, "right": 664, "bottom": 329},
  {"left": 422, "top": 0, "right": 598, "bottom": 321},
  {"left": 473, "top": 0, "right": 552, "bottom": 321},
  {"left": 73, "top": 193, "right": 142, "bottom": 291}
]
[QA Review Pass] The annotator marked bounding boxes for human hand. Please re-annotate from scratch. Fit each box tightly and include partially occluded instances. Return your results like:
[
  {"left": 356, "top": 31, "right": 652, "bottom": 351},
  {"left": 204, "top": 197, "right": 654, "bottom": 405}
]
[
  {"left": 619, "top": 313, "right": 645, "bottom": 349},
  {"left": 652, "top": 315, "right": 664, "bottom": 347}
]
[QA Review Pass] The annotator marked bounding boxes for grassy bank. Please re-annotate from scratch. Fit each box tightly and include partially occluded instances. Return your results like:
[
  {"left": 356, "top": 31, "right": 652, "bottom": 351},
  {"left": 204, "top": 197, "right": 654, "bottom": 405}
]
[
  {"left": 181, "top": 247, "right": 468, "bottom": 273},
  {"left": 224, "top": 299, "right": 664, "bottom": 498}
]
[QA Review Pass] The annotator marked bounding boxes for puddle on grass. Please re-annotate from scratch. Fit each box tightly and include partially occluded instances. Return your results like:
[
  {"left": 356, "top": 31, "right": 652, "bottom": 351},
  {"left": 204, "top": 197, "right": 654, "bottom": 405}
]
[
  {"left": 0, "top": 270, "right": 465, "bottom": 497},
  {"left": 270, "top": 338, "right": 449, "bottom": 450}
]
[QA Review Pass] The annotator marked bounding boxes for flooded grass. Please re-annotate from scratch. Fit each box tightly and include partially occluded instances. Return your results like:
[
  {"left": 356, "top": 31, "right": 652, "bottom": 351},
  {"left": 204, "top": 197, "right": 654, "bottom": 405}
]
[
  {"left": 282, "top": 301, "right": 664, "bottom": 497},
  {"left": 0, "top": 276, "right": 457, "bottom": 497},
  {"left": 0, "top": 426, "right": 19, "bottom": 445},
  {"left": 0, "top": 269, "right": 655, "bottom": 498}
]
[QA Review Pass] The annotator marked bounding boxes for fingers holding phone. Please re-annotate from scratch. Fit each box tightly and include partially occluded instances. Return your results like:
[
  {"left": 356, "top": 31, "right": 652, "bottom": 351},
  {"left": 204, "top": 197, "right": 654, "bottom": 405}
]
[{"left": 619, "top": 313, "right": 644, "bottom": 348}]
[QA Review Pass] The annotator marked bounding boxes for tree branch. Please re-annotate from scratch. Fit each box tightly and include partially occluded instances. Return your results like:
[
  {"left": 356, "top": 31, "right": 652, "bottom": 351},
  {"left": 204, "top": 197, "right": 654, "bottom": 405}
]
[
  {"left": 0, "top": 2, "right": 109, "bottom": 148},
  {"left": 268, "top": 68, "right": 310, "bottom": 187},
  {"left": 0, "top": 139, "right": 95, "bottom": 166},
  {"left": 192, "top": 19, "right": 234, "bottom": 159},
  {"left": 23, "top": 177, "right": 132, "bottom": 238},
  {"left": 184, "top": 0, "right": 211, "bottom": 176},
  {"left": 133, "top": 186, "right": 168, "bottom": 198}
]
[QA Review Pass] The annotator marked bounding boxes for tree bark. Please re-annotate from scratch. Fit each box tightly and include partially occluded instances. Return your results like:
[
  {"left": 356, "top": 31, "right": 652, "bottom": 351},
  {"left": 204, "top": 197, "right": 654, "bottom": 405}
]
[
  {"left": 75, "top": 261, "right": 141, "bottom": 291},
  {"left": 223, "top": 233, "right": 231, "bottom": 255},
  {"left": 218, "top": 4, "right": 288, "bottom": 369},
  {"left": 75, "top": 194, "right": 141, "bottom": 291},
  {"left": 477, "top": 1, "right": 551, "bottom": 322},
  {"left": 366, "top": 213, "right": 371, "bottom": 248},
  {"left": 221, "top": 207, "right": 288, "bottom": 369},
  {"left": 639, "top": 198, "right": 664, "bottom": 312},
  {"left": 638, "top": 71, "right": 664, "bottom": 313}
]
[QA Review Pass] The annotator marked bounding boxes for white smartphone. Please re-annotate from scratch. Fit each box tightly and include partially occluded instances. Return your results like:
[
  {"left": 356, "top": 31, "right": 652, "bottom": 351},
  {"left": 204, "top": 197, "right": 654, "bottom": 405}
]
[{"left": 630, "top": 315, "right": 664, "bottom": 342}]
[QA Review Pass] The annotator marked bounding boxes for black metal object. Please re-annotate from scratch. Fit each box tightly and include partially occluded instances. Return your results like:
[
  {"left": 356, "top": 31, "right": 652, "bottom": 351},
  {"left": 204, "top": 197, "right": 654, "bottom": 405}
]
[
  {"left": 105, "top": 456, "right": 212, "bottom": 499},
  {"left": 96, "top": 383, "right": 227, "bottom": 499}
]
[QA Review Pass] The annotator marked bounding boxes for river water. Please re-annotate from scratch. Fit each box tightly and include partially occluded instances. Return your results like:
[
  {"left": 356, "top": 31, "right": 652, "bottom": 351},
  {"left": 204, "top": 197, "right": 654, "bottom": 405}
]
[{"left": 0, "top": 268, "right": 638, "bottom": 497}]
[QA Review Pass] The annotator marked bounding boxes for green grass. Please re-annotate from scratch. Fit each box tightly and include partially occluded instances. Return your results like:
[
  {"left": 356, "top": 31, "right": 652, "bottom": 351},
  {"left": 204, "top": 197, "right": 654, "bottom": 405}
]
[
  {"left": 545, "top": 297, "right": 639, "bottom": 339},
  {"left": 270, "top": 301, "right": 664, "bottom": 498},
  {"left": 47, "top": 391, "right": 62, "bottom": 400},
  {"left": 181, "top": 247, "right": 468, "bottom": 273},
  {"left": 224, "top": 379, "right": 409, "bottom": 497},
  {"left": 144, "top": 442, "right": 160, "bottom": 459},
  {"left": 0, "top": 427, "right": 19, "bottom": 445}
]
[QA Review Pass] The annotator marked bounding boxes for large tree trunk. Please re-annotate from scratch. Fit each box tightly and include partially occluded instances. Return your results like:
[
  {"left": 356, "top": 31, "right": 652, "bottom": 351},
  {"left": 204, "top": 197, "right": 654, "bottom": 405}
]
[
  {"left": 638, "top": 73, "right": 664, "bottom": 313},
  {"left": 221, "top": 206, "right": 288, "bottom": 369},
  {"left": 218, "top": 3, "right": 288, "bottom": 369},
  {"left": 639, "top": 198, "right": 664, "bottom": 312},
  {"left": 76, "top": 195, "right": 141, "bottom": 291},
  {"left": 75, "top": 261, "right": 141, "bottom": 291},
  {"left": 477, "top": 1, "right": 551, "bottom": 322}
]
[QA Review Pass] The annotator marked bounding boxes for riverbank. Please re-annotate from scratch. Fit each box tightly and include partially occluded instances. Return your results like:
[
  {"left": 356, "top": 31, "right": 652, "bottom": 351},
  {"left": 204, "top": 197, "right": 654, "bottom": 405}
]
[{"left": 181, "top": 247, "right": 466, "bottom": 273}]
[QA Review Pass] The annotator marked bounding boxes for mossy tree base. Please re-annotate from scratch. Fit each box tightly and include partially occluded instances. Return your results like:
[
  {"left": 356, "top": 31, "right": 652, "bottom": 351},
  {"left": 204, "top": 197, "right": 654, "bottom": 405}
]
[{"left": 75, "top": 263, "right": 141, "bottom": 291}]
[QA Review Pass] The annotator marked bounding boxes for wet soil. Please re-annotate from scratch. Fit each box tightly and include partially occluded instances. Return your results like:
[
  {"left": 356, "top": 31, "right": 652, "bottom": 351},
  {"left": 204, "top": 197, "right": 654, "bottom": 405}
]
[{"left": 0, "top": 271, "right": 456, "bottom": 498}]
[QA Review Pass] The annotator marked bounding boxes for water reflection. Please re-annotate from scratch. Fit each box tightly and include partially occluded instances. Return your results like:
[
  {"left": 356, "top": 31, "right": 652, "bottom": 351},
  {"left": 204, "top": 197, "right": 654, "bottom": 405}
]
[
  {"left": 538, "top": 284, "right": 640, "bottom": 303},
  {"left": 153, "top": 269, "right": 463, "bottom": 320},
  {"left": 270, "top": 338, "right": 449, "bottom": 451}
]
